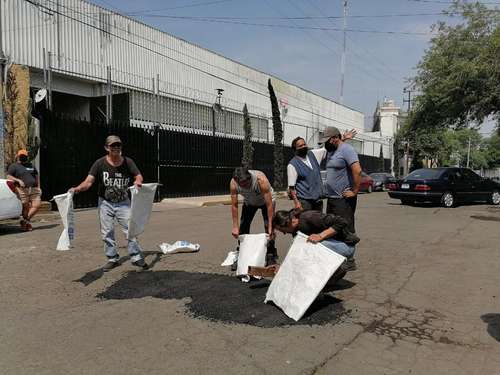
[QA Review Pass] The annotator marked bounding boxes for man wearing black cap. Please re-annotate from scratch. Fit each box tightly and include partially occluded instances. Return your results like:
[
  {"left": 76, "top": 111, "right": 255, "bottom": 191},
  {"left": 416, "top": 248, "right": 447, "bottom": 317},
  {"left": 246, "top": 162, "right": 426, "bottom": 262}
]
[
  {"left": 319, "top": 126, "right": 362, "bottom": 237},
  {"left": 71, "top": 135, "right": 147, "bottom": 271}
]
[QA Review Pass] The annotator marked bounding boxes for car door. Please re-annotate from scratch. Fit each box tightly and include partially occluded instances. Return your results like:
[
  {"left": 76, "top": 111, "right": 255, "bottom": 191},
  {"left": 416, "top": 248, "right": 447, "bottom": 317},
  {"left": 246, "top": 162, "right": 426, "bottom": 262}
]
[
  {"left": 461, "top": 169, "right": 483, "bottom": 201},
  {"left": 450, "top": 169, "right": 469, "bottom": 202}
]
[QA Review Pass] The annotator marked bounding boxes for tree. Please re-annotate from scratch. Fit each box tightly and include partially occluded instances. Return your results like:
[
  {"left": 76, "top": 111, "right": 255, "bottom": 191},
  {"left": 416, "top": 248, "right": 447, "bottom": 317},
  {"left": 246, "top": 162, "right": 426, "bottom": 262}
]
[
  {"left": 410, "top": 1, "right": 500, "bottom": 132},
  {"left": 241, "top": 103, "right": 254, "bottom": 167},
  {"left": 484, "top": 134, "right": 500, "bottom": 167},
  {"left": 268, "top": 79, "right": 284, "bottom": 187}
]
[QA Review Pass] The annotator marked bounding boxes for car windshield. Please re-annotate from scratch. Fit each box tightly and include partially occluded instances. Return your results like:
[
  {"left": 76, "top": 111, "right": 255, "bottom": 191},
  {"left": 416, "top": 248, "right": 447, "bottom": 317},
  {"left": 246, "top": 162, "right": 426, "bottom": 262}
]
[{"left": 406, "top": 169, "right": 444, "bottom": 180}]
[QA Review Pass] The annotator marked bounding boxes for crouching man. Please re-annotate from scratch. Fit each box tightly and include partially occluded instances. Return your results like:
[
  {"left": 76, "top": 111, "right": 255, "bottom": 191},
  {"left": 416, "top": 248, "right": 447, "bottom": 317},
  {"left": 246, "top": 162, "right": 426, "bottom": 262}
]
[
  {"left": 273, "top": 208, "right": 359, "bottom": 280},
  {"left": 70, "top": 135, "right": 147, "bottom": 271}
]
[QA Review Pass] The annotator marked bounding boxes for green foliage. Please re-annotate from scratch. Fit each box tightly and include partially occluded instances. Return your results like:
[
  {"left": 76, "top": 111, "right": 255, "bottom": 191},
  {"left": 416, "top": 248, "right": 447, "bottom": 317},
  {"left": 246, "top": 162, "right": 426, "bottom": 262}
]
[
  {"left": 241, "top": 103, "right": 254, "bottom": 167},
  {"left": 395, "top": 119, "right": 499, "bottom": 170},
  {"left": 411, "top": 1, "right": 500, "bottom": 131},
  {"left": 268, "top": 79, "right": 284, "bottom": 187}
]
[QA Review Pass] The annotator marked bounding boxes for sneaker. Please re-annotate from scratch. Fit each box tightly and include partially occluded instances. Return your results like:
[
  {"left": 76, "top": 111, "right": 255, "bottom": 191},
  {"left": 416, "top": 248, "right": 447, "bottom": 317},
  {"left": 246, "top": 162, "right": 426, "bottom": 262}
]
[
  {"left": 230, "top": 260, "right": 238, "bottom": 272},
  {"left": 20, "top": 219, "right": 27, "bottom": 231},
  {"left": 102, "top": 261, "right": 119, "bottom": 272},
  {"left": 132, "top": 259, "right": 148, "bottom": 270},
  {"left": 266, "top": 254, "right": 279, "bottom": 267}
]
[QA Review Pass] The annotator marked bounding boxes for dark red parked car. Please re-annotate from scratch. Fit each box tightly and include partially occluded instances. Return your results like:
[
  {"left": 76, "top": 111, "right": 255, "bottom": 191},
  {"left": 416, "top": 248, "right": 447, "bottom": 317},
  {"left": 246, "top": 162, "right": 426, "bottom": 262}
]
[{"left": 360, "top": 172, "right": 374, "bottom": 193}]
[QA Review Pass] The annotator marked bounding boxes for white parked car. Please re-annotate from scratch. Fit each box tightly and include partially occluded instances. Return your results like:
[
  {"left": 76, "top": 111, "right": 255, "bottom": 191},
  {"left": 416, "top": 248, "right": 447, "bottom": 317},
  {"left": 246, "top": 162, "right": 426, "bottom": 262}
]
[{"left": 0, "top": 179, "right": 22, "bottom": 220}]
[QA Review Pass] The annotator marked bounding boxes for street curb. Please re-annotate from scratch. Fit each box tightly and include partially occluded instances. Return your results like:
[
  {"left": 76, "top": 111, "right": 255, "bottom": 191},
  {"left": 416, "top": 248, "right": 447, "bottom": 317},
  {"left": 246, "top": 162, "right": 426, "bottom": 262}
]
[{"left": 200, "top": 191, "right": 288, "bottom": 207}]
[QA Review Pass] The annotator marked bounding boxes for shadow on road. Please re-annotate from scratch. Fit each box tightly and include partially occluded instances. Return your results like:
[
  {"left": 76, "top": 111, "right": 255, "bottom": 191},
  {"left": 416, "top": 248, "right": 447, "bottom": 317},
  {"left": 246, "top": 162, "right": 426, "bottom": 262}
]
[
  {"left": 0, "top": 223, "right": 59, "bottom": 235},
  {"left": 97, "top": 270, "right": 350, "bottom": 327},
  {"left": 73, "top": 251, "right": 162, "bottom": 286},
  {"left": 481, "top": 314, "right": 500, "bottom": 342}
]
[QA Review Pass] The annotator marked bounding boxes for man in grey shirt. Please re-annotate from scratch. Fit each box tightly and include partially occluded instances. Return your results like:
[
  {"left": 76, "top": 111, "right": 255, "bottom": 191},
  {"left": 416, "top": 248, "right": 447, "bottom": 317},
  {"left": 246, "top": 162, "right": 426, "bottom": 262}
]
[{"left": 320, "top": 126, "right": 362, "bottom": 235}]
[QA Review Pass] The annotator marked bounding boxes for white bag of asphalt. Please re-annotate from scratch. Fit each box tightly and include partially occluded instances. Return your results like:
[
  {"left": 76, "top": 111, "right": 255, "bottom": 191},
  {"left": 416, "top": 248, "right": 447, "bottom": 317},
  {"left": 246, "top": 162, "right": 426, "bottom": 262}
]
[
  {"left": 127, "top": 183, "right": 158, "bottom": 239},
  {"left": 264, "top": 232, "right": 346, "bottom": 321},
  {"left": 236, "top": 233, "right": 268, "bottom": 277},
  {"left": 53, "top": 191, "right": 75, "bottom": 251},
  {"left": 159, "top": 241, "right": 200, "bottom": 254}
]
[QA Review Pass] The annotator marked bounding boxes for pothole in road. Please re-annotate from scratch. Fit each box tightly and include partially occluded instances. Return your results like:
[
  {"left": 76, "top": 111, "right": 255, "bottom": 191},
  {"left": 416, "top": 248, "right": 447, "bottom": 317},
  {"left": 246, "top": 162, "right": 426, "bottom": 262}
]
[
  {"left": 97, "top": 270, "right": 350, "bottom": 327},
  {"left": 470, "top": 215, "right": 500, "bottom": 222}
]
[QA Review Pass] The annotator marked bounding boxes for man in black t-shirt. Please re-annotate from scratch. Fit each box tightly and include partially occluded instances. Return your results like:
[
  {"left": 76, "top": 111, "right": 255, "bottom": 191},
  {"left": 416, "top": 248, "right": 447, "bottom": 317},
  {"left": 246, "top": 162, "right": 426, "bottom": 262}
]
[
  {"left": 7, "top": 149, "right": 42, "bottom": 231},
  {"left": 71, "top": 135, "right": 147, "bottom": 271}
]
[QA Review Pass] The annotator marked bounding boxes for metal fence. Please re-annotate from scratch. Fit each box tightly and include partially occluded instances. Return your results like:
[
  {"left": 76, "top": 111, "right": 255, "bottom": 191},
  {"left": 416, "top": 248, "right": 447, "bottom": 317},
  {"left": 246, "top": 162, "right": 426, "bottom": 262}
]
[{"left": 39, "top": 112, "right": 294, "bottom": 208}]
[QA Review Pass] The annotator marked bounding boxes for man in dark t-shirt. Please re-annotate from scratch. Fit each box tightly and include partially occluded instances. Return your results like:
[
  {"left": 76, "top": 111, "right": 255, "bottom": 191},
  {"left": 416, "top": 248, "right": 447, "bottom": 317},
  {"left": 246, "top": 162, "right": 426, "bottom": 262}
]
[{"left": 71, "top": 135, "right": 147, "bottom": 271}]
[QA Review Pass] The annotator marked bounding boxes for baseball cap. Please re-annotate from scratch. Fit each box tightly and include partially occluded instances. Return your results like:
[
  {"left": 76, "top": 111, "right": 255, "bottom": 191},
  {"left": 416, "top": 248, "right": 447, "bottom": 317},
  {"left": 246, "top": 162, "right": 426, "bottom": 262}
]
[
  {"left": 105, "top": 135, "right": 122, "bottom": 145},
  {"left": 17, "top": 149, "right": 28, "bottom": 157},
  {"left": 319, "top": 127, "right": 341, "bottom": 143}
]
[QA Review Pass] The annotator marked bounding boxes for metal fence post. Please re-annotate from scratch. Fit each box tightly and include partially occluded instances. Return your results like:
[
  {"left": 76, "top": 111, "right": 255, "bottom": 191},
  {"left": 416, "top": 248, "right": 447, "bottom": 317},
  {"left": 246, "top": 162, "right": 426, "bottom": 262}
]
[
  {"left": 155, "top": 74, "right": 161, "bottom": 200},
  {"left": 106, "top": 66, "right": 112, "bottom": 124},
  {"left": 47, "top": 51, "right": 53, "bottom": 111}
]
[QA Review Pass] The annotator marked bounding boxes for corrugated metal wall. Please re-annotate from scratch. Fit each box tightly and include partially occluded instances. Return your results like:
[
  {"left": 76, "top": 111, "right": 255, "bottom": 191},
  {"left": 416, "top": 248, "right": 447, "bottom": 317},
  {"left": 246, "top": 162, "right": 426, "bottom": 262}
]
[{"left": 2, "top": 0, "right": 365, "bottom": 140}]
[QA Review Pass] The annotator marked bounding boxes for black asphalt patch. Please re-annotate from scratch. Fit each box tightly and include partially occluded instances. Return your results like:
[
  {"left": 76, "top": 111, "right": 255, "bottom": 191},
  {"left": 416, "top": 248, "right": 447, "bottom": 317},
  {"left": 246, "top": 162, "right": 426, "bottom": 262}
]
[{"left": 97, "top": 270, "right": 349, "bottom": 327}]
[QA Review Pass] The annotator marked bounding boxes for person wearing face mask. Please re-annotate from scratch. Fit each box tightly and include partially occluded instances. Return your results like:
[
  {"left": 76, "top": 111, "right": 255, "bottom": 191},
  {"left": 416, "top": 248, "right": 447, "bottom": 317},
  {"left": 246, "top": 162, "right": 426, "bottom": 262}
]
[
  {"left": 7, "top": 149, "right": 42, "bottom": 231},
  {"left": 230, "top": 164, "right": 278, "bottom": 268},
  {"left": 70, "top": 135, "right": 147, "bottom": 271},
  {"left": 319, "top": 127, "right": 362, "bottom": 238},
  {"left": 287, "top": 137, "right": 324, "bottom": 212}
]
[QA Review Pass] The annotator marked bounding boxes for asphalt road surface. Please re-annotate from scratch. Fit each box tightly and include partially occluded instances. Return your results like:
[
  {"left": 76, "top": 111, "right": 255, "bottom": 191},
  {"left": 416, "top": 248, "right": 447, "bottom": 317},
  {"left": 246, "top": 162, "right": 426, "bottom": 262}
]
[{"left": 1, "top": 193, "right": 499, "bottom": 375}]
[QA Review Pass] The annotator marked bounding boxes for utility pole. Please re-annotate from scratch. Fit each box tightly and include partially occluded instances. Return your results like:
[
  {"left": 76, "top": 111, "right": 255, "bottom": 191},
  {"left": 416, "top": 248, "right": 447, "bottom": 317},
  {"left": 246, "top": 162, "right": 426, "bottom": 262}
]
[
  {"left": 403, "top": 86, "right": 413, "bottom": 113},
  {"left": 340, "top": 0, "right": 347, "bottom": 104}
]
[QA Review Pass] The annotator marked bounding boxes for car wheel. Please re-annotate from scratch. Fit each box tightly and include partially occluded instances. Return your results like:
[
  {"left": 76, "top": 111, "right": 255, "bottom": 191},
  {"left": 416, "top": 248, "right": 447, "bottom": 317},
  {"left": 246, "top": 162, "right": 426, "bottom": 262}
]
[
  {"left": 367, "top": 185, "right": 373, "bottom": 193},
  {"left": 401, "top": 199, "right": 412, "bottom": 205},
  {"left": 490, "top": 190, "right": 500, "bottom": 205},
  {"left": 441, "top": 191, "right": 455, "bottom": 208}
]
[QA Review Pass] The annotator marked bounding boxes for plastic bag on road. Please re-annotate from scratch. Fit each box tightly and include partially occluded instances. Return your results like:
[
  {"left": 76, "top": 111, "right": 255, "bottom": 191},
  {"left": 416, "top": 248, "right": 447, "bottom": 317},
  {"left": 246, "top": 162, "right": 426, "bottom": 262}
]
[
  {"left": 236, "top": 233, "right": 268, "bottom": 278},
  {"left": 221, "top": 250, "right": 239, "bottom": 266},
  {"left": 264, "top": 232, "right": 346, "bottom": 321},
  {"left": 159, "top": 241, "right": 200, "bottom": 254},
  {"left": 53, "top": 191, "right": 75, "bottom": 251},
  {"left": 128, "top": 183, "right": 158, "bottom": 239}
]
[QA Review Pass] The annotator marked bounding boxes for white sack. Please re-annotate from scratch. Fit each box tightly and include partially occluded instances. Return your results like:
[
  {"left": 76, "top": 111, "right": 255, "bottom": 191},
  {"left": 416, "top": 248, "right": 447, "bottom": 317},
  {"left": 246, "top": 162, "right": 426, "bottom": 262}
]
[
  {"left": 53, "top": 191, "right": 75, "bottom": 251},
  {"left": 127, "top": 183, "right": 158, "bottom": 239},
  {"left": 159, "top": 241, "right": 200, "bottom": 254},
  {"left": 265, "top": 232, "right": 346, "bottom": 321},
  {"left": 236, "top": 233, "right": 268, "bottom": 277},
  {"left": 221, "top": 250, "right": 239, "bottom": 266}
]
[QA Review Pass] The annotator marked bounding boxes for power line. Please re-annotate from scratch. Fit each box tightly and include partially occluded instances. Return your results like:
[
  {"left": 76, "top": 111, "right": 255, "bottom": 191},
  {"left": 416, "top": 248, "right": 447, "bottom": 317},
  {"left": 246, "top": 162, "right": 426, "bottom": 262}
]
[
  {"left": 38, "top": 0, "right": 361, "bottom": 124},
  {"left": 408, "top": 0, "right": 500, "bottom": 4},
  {"left": 133, "top": 12, "right": 460, "bottom": 20},
  {"left": 22, "top": 0, "right": 369, "bottom": 132},
  {"left": 300, "top": 0, "right": 402, "bottom": 82},
  {"left": 260, "top": 0, "right": 401, "bottom": 100},
  {"left": 126, "top": 0, "right": 240, "bottom": 15},
  {"left": 121, "top": 15, "right": 434, "bottom": 35}
]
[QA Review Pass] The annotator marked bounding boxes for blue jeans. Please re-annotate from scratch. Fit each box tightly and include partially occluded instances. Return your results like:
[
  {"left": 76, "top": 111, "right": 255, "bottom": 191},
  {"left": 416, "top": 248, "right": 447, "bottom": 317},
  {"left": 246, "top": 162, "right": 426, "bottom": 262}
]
[
  {"left": 98, "top": 198, "right": 143, "bottom": 263},
  {"left": 321, "top": 238, "right": 355, "bottom": 259}
]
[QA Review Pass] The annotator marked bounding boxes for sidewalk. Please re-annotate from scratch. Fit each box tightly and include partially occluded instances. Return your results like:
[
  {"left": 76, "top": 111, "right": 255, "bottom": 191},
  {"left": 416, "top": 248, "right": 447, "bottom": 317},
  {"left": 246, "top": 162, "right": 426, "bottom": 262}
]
[{"left": 160, "top": 191, "right": 287, "bottom": 208}]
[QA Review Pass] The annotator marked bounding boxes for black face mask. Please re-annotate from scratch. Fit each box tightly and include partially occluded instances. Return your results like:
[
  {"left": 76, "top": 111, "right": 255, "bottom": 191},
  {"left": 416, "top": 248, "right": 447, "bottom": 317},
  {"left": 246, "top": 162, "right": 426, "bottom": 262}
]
[
  {"left": 296, "top": 147, "right": 308, "bottom": 157},
  {"left": 324, "top": 142, "right": 337, "bottom": 152},
  {"left": 19, "top": 155, "right": 28, "bottom": 163}
]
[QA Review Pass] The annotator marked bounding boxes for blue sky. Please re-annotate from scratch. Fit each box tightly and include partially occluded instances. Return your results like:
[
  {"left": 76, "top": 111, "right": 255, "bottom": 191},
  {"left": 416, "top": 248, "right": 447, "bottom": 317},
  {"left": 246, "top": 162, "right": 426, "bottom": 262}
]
[{"left": 92, "top": 0, "right": 496, "bottom": 134}]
